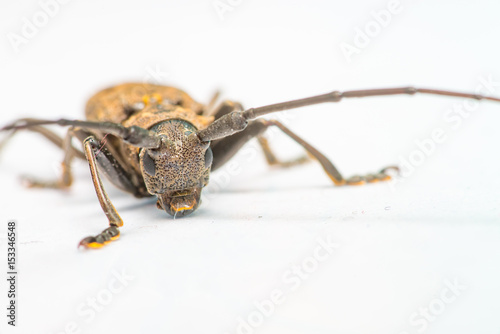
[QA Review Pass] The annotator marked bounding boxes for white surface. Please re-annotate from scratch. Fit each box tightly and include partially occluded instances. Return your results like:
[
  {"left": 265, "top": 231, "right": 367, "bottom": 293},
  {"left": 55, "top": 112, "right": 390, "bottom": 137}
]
[{"left": 0, "top": 0, "right": 499, "bottom": 333}]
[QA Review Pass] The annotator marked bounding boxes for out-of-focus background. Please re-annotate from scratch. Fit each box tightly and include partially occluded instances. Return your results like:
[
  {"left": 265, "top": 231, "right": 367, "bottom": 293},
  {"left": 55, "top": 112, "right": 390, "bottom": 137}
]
[{"left": 0, "top": 0, "right": 499, "bottom": 333}]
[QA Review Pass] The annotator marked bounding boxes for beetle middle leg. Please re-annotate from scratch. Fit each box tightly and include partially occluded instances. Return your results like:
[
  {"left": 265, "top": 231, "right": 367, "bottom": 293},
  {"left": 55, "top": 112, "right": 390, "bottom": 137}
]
[
  {"left": 256, "top": 136, "right": 310, "bottom": 168},
  {"left": 0, "top": 118, "right": 92, "bottom": 189},
  {"left": 18, "top": 127, "right": 83, "bottom": 189},
  {"left": 211, "top": 119, "right": 397, "bottom": 185}
]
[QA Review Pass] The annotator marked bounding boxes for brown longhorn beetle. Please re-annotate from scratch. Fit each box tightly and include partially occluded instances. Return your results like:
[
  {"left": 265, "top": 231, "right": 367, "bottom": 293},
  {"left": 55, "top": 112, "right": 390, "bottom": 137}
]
[{"left": 1, "top": 83, "right": 499, "bottom": 249}]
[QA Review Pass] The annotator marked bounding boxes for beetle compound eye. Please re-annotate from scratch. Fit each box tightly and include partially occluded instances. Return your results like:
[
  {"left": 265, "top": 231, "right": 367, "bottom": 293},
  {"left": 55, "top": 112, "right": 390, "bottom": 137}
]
[
  {"left": 204, "top": 147, "right": 213, "bottom": 169},
  {"left": 142, "top": 151, "right": 156, "bottom": 176}
]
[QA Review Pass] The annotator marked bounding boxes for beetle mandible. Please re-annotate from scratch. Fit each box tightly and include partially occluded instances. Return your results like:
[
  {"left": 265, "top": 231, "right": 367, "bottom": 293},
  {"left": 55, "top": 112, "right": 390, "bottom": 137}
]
[{"left": 1, "top": 83, "right": 499, "bottom": 248}]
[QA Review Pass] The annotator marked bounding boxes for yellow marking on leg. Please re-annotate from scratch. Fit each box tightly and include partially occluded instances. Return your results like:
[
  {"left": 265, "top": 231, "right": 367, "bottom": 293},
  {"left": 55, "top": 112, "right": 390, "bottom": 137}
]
[
  {"left": 346, "top": 180, "right": 366, "bottom": 186},
  {"left": 380, "top": 175, "right": 391, "bottom": 181},
  {"left": 327, "top": 174, "right": 346, "bottom": 186},
  {"left": 86, "top": 242, "right": 105, "bottom": 249}
]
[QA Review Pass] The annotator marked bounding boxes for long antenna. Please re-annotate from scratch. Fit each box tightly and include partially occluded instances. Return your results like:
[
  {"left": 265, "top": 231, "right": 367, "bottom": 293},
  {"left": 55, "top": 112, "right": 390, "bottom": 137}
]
[{"left": 197, "top": 86, "right": 500, "bottom": 142}]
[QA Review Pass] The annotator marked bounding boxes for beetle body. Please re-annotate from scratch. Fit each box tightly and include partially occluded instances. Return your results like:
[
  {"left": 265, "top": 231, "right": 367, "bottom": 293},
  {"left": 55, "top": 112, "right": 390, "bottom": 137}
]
[
  {"left": 85, "top": 83, "right": 215, "bottom": 217},
  {"left": 3, "top": 82, "right": 498, "bottom": 248}
]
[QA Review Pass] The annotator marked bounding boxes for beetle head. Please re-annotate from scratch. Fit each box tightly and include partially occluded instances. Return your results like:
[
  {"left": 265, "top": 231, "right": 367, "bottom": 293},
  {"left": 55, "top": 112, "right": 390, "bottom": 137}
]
[{"left": 139, "top": 120, "right": 212, "bottom": 217}]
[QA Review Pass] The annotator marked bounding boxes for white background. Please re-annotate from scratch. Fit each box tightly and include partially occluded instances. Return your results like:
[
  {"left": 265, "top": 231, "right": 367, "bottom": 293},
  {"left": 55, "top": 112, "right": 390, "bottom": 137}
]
[{"left": 0, "top": 0, "right": 499, "bottom": 333}]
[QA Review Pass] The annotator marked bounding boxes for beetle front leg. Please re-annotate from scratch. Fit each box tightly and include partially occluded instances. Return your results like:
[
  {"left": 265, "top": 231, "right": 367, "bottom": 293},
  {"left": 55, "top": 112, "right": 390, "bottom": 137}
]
[{"left": 78, "top": 136, "right": 123, "bottom": 249}]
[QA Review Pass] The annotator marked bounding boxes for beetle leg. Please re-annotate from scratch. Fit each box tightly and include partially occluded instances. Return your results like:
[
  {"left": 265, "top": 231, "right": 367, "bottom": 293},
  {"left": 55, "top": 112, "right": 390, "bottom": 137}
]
[
  {"left": 79, "top": 135, "right": 124, "bottom": 249},
  {"left": 209, "top": 101, "right": 310, "bottom": 168},
  {"left": 79, "top": 132, "right": 149, "bottom": 197},
  {"left": 256, "top": 136, "right": 310, "bottom": 168},
  {"left": 261, "top": 120, "right": 399, "bottom": 186},
  {"left": 21, "top": 128, "right": 78, "bottom": 189},
  {"left": 211, "top": 120, "right": 267, "bottom": 171},
  {"left": 211, "top": 119, "right": 398, "bottom": 186},
  {"left": 0, "top": 118, "right": 85, "bottom": 160},
  {"left": 79, "top": 226, "right": 120, "bottom": 249}
]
